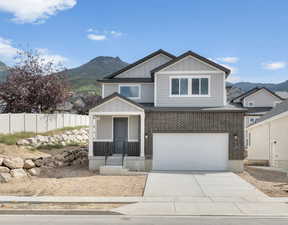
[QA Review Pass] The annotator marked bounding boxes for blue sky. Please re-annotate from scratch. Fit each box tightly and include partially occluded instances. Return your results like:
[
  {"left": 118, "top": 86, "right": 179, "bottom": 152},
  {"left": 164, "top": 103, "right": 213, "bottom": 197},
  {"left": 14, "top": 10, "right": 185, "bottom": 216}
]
[{"left": 0, "top": 0, "right": 287, "bottom": 83}]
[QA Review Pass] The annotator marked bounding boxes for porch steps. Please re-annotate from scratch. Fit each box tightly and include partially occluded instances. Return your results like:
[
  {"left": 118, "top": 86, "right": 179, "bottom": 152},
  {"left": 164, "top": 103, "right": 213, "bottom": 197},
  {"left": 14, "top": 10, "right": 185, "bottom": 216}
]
[
  {"left": 99, "top": 166, "right": 129, "bottom": 175},
  {"left": 106, "top": 156, "right": 122, "bottom": 166}
]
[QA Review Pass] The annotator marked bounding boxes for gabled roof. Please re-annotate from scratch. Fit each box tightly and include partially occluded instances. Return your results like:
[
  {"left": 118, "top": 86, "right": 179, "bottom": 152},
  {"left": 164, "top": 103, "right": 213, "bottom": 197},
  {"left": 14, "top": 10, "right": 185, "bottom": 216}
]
[
  {"left": 255, "top": 99, "right": 288, "bottom": 124},
  {"left": 103, "top": 49, "right": 176, "bottom": 79},
  {"left": 231, "top": 87, "right": 284, "bottom": 103},
  {"left": 89, "top": 92, "right": 145, "bottom": 112},
  {"left": 150, "top": 50, "right": 231, "bottom": 79}
]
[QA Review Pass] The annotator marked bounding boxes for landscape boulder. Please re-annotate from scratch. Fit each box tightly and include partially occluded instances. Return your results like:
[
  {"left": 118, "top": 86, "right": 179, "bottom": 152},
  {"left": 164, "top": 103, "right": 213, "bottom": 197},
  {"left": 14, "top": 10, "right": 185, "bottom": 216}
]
[
  {"left": 3, "top": 157, "right": 24, "bottom": 169},
  {"left": 23, "top": 159, "right": 35, "bottom": 169},
  {"left": 0, "top": 166, "right": 10, "bottom": 173},
  {"left": 0, "top": 157, "right": 3, "bottom": 166},
  {"left": 16, "top": 139, "right": 30, "bottom": 145},
  {"left": 0, "top": 173, "right": 12, "bottom": 183},
  {"left": 10, "top": 169, "right": 27, "bottom": 178},
  {"left": 28, "top": 168, "right": 41, "bottom": 176}
]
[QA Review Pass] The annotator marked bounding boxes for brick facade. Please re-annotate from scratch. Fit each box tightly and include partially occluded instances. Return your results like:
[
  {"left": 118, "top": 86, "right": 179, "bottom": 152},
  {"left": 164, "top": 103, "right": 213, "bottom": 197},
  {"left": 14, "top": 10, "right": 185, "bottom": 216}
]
[{"left": 144, "top": 111, "right": 245, "bottom": 160}]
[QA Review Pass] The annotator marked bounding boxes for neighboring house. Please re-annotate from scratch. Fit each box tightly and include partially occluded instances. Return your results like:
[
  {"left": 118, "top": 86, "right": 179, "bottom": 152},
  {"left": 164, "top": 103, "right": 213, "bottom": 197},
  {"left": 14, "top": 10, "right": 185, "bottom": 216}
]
[
  {"left": 89, "top": 49, "right": 246, "bottom": 172},
  {"left": 247, "top": 99, "right": 288, "bottom": 169},
  {"left": 231, "top": 87, "right": 284, "bottom": 147}
]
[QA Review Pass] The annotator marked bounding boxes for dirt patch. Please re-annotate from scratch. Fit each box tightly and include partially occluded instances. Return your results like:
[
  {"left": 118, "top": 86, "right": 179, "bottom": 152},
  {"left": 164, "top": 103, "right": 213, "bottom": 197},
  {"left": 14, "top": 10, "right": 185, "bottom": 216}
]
[
  {"left": 238, "top": 166, "right": 288, "bottom": 197},
  {"left": 0, "top": 144, "right": 49, "bottom": 159},
  {"left": 0, "top": 203, "right": 124, "bottom": 210},
  {"left": 0, "top": 165, "right": 146, "bottom": 197}
]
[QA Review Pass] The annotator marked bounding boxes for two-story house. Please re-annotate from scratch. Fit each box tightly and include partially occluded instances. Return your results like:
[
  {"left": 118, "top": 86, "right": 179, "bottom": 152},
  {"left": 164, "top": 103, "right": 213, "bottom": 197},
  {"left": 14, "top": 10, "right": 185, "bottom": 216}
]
[
  {"left": 88, "top": 50, "right": 246, "bottom": 172},
  {"left": 230, "top": 87, "right": 284, "bottom": 148}
]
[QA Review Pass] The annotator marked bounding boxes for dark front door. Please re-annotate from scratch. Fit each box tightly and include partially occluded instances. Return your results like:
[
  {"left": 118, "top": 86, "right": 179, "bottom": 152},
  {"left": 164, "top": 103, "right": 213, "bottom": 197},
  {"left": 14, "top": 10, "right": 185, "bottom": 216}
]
[{"left": 113, "top": 117, "right": 128, "bottom": 154}]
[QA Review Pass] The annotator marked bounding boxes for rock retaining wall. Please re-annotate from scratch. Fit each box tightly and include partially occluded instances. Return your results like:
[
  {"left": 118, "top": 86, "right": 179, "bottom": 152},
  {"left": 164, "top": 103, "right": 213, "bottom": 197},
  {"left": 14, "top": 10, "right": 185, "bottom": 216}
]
[{"left": 0, "top": 147, "right": 88, "bottom": 183}]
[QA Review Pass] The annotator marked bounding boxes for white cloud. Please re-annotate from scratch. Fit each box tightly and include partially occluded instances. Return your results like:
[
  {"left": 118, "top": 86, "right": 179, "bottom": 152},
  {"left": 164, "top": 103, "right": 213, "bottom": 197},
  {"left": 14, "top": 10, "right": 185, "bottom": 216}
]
[
  {"left": 262, "top": 61, "right": 286, "bottom": 70},
  {"left": 87, "top": 34, "right": 107, "bottom": 41},
  {"left": 227, "top": 75, "right": 241, "bottom": 83},
  {"left": 216, "top": 57, "right": 239, "bottom": 63},
  {"left": 0, "top": 37, "right": 18, "bottom": 62},
  {"left": 110, "top": 30, "right": 123, "bottom": 37},
  {"left": 36, "top": 48, "right": 68, "bottom": 65},
  {"left": 87, "top": 28, "right": 124, "bottom": 41},
  {"left": 0, "top": 37, "right": 68, "bottom": 66},
  {"left": 0, "top": 0, "right": 76, "bottom": 24}
]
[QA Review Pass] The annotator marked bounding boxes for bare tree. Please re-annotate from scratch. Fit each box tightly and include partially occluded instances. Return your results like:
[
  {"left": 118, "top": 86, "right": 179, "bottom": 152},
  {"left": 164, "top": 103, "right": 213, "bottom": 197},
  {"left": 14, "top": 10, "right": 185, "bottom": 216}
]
[{"left": 0, "top": 49, "right": 70, "bottom": 113}]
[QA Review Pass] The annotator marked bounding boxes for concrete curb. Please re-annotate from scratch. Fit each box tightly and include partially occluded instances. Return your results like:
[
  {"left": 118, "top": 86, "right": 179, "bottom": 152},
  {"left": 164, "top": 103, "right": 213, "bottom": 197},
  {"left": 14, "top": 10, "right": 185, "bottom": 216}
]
[
  {"left": 0, "top": 196, "right": 141, "bottom": 204},
  {"left": 0, "top": 209, "right": 122, "bottom": 215}
]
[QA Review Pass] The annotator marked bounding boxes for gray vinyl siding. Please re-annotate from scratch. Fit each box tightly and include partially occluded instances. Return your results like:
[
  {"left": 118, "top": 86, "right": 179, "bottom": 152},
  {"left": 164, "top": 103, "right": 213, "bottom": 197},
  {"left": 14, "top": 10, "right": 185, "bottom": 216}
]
[
  {"left": 103, "top": 83, "right": 154, "bottom": 103},
  {"left": 116, "top": 54, "right": 172, "bottom": 78},
  {"left": 156, "top": 73, "right": 225, "bottom": 107},
  {"left": 95, "top": 115, "right": 139, "bottom": 141},
  {"left": 96, "top": 116, "right": 112, "bottom": 140},
  {"left": 129, "top": 115, "right": 139, "bottom": 140},
  {"left": 162, "top": 56, "right": 217, "bottom": 72},
  {"left": 91, "top": 98, "right": 142, "bottom": 113},
  {"left": 243, "top": 89, "right": 281, "bottom": 107}
]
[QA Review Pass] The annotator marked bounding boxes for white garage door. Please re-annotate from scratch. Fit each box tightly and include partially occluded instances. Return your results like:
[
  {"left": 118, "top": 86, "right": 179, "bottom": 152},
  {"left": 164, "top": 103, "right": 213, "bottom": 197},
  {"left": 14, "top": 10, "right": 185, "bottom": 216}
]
[{"left": 153, "top": 133, "right": 229, "bottom": 171}]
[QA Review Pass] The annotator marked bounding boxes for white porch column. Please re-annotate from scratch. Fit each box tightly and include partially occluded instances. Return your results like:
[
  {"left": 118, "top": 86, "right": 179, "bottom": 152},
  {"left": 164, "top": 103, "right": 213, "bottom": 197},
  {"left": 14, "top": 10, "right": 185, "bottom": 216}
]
[
  {"left": 140, "top": 112, "right": 145, "bottom": 157},
  {"left": 88, "top": 114, "right": 94, "bottom": 157}
]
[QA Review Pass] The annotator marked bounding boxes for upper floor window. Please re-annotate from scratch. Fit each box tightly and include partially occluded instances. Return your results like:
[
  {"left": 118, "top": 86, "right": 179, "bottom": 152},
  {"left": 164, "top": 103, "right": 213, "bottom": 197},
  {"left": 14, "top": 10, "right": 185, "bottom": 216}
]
[
  {"left": 170, "top": 76, "right": 210, "bottom": 97},
  {"left": 171, "top": 78, "right": 188, "bottom": 96},
  {"left": 119, "top": 84, "right": 141, "bottom": 99},
  {"left": 191, "top": 78, "right": 209, "bottom": 96}
]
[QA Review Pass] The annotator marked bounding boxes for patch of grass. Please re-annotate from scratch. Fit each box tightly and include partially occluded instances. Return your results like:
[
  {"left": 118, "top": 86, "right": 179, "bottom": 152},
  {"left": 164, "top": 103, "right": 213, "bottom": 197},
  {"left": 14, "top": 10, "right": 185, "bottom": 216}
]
[
  {"left": 0, "top": 126, "right": 88, "bottom": 145},
  {"left": 0, "top": 132, "right": 36, "bottom": 145}
]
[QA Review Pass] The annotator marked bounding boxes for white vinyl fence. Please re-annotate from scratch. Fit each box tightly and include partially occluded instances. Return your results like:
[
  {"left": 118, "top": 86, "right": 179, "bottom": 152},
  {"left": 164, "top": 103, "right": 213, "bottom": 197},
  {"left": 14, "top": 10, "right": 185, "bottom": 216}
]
[{"left": 0, "top": 113, "right": 89, "bottom": 134}]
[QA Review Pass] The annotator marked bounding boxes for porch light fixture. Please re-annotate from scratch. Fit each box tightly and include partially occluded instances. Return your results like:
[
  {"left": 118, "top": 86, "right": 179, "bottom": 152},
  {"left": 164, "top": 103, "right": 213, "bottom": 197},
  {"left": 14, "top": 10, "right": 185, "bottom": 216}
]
[
  {"left": 233, "top": 134, "right": 238, "bottom": 140},
  {"left": 145, "top": 133, "right": 149, "bottom": 139}
]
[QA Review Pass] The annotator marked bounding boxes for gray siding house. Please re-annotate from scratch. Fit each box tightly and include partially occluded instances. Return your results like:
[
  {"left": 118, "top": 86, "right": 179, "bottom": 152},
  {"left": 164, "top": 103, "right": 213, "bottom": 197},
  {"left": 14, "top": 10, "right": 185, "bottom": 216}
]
[
  {"left": 230, "top": 87, "right": 284, "bottom": 148},
  {"left": 89, "top": 50, "right": 246, "bottom": 172}
]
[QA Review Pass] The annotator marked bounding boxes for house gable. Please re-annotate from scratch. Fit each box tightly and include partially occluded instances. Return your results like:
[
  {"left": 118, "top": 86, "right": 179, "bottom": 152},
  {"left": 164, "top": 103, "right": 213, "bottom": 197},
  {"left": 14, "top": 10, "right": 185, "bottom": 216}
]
[
  {"left": 151, "top": 51, "right": 230, "bottom": 79},
  {"left": 116, "top": 53, "right": 173, "bottom": 78},
  {"left": 90, "top": 94, "right": 144, "bottom": 114},
  {"left": 160, "top": 55, "right": 218, "bottom": 72},
  {"left": 243, "top": 88, "right": 283, "bottom": 107},
  {"left": 104, "top": 49, "right": 175, "bottom": 79}
]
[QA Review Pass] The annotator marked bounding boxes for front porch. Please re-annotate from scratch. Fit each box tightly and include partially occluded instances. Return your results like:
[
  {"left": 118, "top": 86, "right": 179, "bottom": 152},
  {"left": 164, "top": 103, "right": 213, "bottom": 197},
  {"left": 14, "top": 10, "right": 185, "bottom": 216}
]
[{"left": 88, "top": 93, "right": 146, "bottom": 171}]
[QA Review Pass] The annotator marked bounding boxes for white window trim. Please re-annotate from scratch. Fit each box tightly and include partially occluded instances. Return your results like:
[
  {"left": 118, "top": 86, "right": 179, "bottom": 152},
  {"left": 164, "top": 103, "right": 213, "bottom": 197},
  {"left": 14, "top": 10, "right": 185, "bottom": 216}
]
[
  {"left": 169, "top": 75, "right": 210, "bottom": 97},
  {"left": 118, "top": 84, "right": 141, "bottom": 100}
]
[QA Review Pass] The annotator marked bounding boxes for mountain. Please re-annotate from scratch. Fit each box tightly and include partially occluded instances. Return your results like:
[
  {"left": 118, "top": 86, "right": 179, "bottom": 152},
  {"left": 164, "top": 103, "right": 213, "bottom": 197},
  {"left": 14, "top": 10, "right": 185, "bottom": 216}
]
[
  {"left": 65, "top": 56, "right": 128, "bottom": 93},
  {"left": 0, "top": 61, "right": 8, "bottom": 81},
  {"left": 232, "top": 80, "right": 288, "bottom": 92}
]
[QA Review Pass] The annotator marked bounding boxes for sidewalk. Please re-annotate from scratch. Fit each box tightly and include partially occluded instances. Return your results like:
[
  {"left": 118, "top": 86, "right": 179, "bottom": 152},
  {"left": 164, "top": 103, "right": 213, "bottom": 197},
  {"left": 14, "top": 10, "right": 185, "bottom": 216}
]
[{"left": 1, "top": 195, "right": 288, "bottom": 216}]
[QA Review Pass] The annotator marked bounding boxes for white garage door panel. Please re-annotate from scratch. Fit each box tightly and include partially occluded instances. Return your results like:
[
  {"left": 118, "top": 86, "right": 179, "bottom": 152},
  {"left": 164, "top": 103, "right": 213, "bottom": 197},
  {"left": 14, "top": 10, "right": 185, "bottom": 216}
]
[{"left": 153, "top": 133, "right": 229, "bottom": 171}]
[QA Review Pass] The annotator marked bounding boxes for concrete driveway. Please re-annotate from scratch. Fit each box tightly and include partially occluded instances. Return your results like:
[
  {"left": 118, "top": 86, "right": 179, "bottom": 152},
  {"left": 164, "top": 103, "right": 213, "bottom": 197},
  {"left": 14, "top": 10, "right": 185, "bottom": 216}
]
[{"left": 144, "top": 171, "right": 267, "bottom": 199}]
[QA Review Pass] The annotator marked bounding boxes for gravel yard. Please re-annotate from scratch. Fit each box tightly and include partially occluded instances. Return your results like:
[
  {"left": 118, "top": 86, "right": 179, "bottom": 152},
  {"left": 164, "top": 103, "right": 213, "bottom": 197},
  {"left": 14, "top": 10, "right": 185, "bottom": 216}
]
[
  {"left": 238, "top": 166, "right": 288, "bottom": 197},
  {"left": 0, "top": 166, "right": 146, "bottom": 197}
]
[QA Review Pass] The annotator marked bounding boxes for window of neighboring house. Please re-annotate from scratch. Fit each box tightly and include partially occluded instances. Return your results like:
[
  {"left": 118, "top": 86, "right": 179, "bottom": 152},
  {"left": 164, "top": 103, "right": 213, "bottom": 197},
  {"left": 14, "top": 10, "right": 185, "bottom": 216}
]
[
  {"left": 192, "top": 78, "right": 209, "bottom": 96},
  {"left": 171, "top": 78, "right": 188, "bottom": 96},
  {"left": 247, "top": 101, "right": 254, "bottom": 107},
  {"left": 274, "top": 101, "right": 282, "bottom": 107},
  {"left": 119, "top": 85, "right": 140, "bottom": 99},
  {"left": 170, "top": 76, "right": 209, "bottom": 97},
  {"left": 249, "top": 117, "right": 256, "bottom": 124}
]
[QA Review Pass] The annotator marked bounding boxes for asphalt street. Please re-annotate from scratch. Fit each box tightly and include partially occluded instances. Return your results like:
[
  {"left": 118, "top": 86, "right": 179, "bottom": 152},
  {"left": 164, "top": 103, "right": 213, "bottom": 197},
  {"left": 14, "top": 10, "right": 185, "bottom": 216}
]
[{"left": 1, "top": 215, "right": 288, "bottom": 225}]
